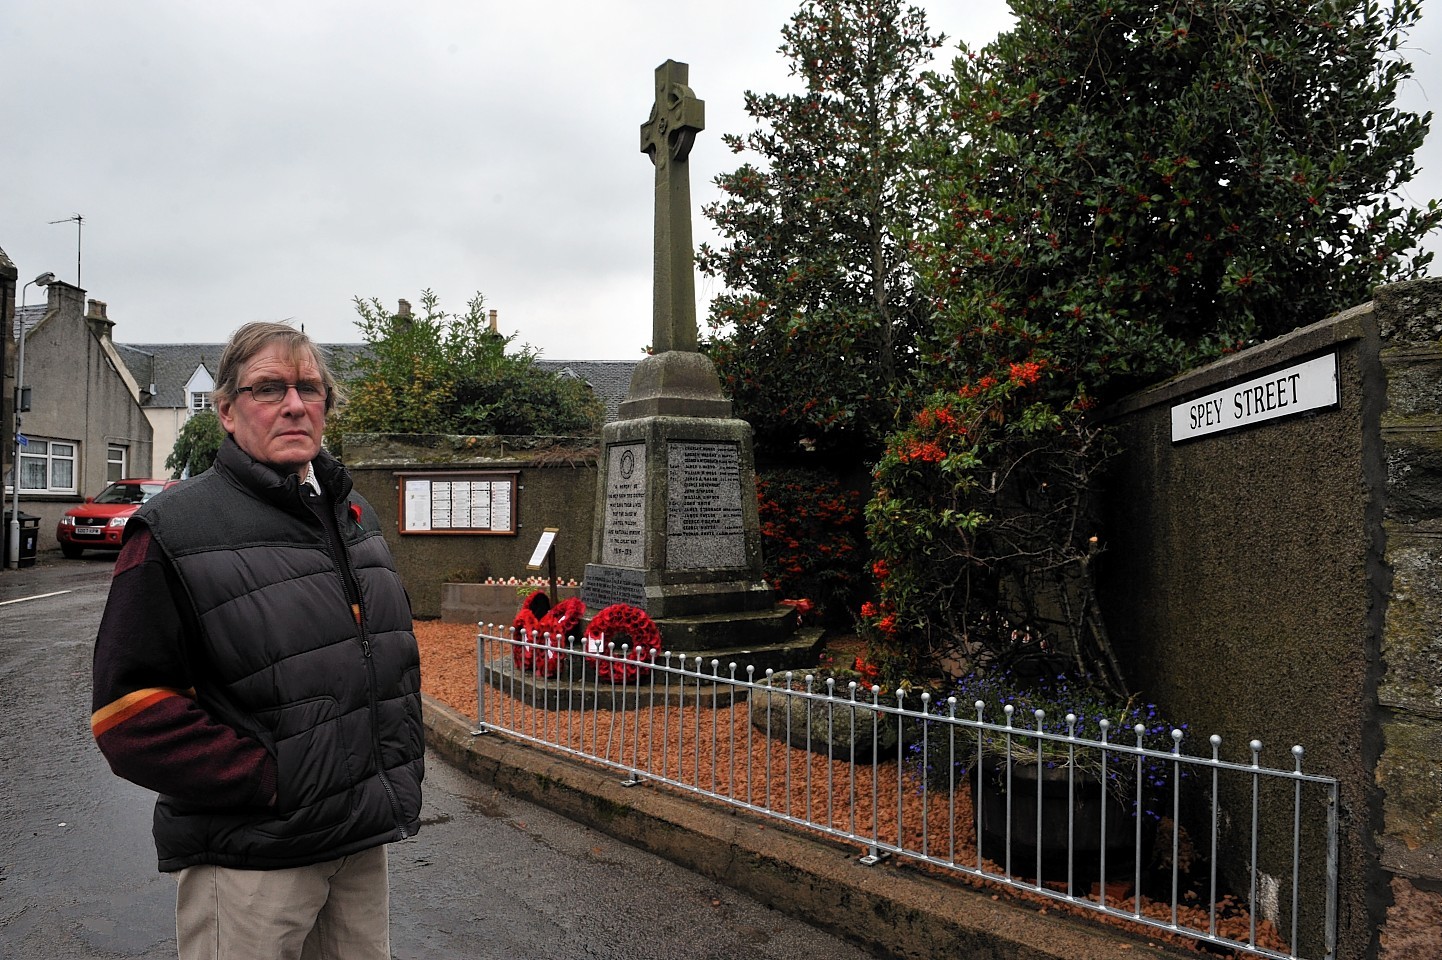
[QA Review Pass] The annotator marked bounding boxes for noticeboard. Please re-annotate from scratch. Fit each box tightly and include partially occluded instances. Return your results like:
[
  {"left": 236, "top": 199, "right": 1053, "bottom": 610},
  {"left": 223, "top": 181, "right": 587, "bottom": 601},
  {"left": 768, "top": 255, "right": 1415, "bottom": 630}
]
[{"left": 395, "top": 471, "right": 519, "bottom": 536}]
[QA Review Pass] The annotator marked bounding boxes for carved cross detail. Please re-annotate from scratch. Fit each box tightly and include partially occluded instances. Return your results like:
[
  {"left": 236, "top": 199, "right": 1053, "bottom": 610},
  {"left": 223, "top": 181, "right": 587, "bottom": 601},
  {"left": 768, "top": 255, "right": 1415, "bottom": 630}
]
[{"left": 639, "top": 60, "right": 705, "bottom": 353}]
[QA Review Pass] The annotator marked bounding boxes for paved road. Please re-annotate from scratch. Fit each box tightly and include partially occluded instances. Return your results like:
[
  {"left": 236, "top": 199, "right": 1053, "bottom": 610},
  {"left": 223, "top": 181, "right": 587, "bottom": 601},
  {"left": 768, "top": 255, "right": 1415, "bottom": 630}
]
[{"left": 0, "top": 555, "right": 875, "bottom": 960}]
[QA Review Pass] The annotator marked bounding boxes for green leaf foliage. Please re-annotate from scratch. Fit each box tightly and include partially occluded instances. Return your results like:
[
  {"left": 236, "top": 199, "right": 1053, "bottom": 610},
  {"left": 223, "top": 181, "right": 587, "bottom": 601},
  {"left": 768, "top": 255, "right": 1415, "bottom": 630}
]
[
  {"left": 698, "top": 0, "right": 945, "bottom": 458},
  {"left": 756, "top": 467, "right": 866, "bottom": 624},
  {"left": 914, "top": 0, "right": 1441, "bottom": 396},
  {"left": 864, "top": 0, "right": 1439, "bottom": 692},
  {"left": 165, "top": 409, "right": 225, "bottom": 479},
  {"left": 865, "top": 363, "right": 1125, "bottom": 693},
  {"left": 330, "top": 290, "right": 603, "bottom": 446}
]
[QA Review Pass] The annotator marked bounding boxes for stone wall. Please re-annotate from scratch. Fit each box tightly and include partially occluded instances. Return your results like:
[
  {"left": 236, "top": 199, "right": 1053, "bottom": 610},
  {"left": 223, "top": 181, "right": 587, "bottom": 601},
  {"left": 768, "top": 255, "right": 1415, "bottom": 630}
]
[
  {"left": 1099, "top": 278, "right": 1442, "bottom": 960},
  {"left": 1370, "top": 280, "right": 1442, "bottom": 958},
  {"left": 342, "top": 434, "right": 598, "bottom": 618}
]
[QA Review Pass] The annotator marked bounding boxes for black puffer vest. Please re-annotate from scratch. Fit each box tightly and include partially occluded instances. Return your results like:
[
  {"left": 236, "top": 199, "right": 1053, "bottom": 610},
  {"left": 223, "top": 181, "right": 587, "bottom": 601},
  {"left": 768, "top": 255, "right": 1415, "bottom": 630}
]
[{"left": 136, "top": 438, "right": 424, "bottom": 871}]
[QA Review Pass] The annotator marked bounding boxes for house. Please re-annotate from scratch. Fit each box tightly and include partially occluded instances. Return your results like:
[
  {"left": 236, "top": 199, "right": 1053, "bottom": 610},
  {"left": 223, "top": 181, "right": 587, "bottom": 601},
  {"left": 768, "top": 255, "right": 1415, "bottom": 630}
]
[
  {"left": 110, "top": 343, "right": 223, "bottom": 476},
  {"left": 2, "top": 273, "right": 154, "bottom": 554}
]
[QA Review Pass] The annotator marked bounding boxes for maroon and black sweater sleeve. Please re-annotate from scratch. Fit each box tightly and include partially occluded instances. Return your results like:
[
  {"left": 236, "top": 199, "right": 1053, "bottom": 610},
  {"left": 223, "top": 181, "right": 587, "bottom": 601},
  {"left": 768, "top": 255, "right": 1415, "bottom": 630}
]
[{"left": 91, "top": 527, "right": 276, "bottom": 809}]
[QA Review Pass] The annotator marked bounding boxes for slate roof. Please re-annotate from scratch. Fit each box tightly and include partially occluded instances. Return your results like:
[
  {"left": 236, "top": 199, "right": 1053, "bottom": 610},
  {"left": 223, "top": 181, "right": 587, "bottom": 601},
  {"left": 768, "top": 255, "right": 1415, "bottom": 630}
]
[
  {"left": 113, "top": 343, "right": 636, "bottom": 423},
  {"left": 115, "top": 343, "right": 370, "bottom": 408},
  {"left": 536, "top": 359, "right": 636, "bottom": 423}
]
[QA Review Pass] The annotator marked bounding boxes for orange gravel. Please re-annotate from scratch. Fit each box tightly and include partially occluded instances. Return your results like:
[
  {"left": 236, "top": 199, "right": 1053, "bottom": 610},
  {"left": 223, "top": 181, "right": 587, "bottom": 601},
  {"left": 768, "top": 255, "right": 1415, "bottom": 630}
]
[{"left": 417, "top": 619, "right": 1286, "bottom": 956}]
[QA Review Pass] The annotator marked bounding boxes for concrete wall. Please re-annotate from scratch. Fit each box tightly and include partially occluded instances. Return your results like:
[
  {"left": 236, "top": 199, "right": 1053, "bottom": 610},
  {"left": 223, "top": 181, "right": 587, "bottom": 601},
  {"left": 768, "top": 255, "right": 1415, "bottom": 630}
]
[
  {"left": 343, "top": 434, "right": 598, "bottom": 618},
  {"left": 16, "top": 283, "right": 153, "bottom": 550},
  {"left": 1099, "top": 278, "right": 1442, "bottom": 960}
]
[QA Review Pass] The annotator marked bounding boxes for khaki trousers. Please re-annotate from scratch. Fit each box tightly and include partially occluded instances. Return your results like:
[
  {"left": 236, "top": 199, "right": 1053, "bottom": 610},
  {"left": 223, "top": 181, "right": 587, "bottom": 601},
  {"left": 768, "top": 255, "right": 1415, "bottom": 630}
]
[{"left": 174, "top": 845, "right": 390, "bottom": 960}]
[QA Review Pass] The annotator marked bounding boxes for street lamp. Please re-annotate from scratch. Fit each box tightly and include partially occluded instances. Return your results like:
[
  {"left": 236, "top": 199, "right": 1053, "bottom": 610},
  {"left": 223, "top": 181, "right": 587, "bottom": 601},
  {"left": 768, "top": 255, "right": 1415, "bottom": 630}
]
[{"left": 9, "top": 271, "right": 57, "bottom": 569}]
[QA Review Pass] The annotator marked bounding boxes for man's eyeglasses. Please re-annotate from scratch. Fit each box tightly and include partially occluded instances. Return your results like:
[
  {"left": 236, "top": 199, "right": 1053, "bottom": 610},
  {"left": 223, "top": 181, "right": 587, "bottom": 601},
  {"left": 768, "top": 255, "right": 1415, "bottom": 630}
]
[{"left": 237, "top": 380, "right": 330, "bottom": 404}]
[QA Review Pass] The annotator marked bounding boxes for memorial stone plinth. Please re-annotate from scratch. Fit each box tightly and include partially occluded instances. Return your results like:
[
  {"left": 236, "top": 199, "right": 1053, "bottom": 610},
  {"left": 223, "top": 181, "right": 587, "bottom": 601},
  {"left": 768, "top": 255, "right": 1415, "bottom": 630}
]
[
  {"left": 585, "top": 410, "right": 802, "bottom": 654},
  {"left": 582, "top": 60, "right": 816, "bottom": 666}
]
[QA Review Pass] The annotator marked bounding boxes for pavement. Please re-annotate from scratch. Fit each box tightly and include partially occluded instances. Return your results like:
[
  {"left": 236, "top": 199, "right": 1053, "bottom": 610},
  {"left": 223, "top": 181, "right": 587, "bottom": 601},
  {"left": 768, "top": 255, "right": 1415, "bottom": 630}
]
[{"left": 422, "top": 695, "right": 1182, "bottom": 960}]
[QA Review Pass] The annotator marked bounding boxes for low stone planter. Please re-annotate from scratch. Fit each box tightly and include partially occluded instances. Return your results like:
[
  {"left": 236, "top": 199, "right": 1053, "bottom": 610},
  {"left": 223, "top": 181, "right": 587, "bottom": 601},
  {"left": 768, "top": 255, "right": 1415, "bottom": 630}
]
[
  {"left": 442, "top": 582, "right": 583, "bottom": 626},
  {"left": 748, "top": 675, "right": 898, "bottom": 763}
]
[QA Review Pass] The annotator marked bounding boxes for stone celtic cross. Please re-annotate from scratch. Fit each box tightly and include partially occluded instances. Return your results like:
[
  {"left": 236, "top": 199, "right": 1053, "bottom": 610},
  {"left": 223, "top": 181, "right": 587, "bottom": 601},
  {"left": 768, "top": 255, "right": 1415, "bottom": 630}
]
[{"left": 639, "top": 59, "right": 705, "bottom": 354}]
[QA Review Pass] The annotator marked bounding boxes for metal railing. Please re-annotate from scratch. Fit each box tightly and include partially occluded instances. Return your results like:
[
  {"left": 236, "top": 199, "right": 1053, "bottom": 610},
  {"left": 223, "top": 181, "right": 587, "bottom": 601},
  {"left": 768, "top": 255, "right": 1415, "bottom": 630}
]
[{"left": 473, "top": 626, "right": 1340, "bottom": 960}]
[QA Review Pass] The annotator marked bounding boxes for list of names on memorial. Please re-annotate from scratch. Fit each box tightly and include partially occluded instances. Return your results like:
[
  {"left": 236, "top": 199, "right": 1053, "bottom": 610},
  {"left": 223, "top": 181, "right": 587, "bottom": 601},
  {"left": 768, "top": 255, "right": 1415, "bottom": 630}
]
[
  {"left": 666, "top": 441, "right": 744, "bottom": 569},
  {"left": 400, "top": 475, "right": 515, "bottom": 534},
  {"left": 602, "top": 442, "right": 647, "bottom": 566}
]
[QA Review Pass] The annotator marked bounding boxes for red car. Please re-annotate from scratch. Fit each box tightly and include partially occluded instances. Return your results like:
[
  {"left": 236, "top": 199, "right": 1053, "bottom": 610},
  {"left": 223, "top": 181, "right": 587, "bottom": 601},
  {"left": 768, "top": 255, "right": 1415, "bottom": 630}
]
[{"left": 56, "top": 478, "right": 179, "bottom": 558}]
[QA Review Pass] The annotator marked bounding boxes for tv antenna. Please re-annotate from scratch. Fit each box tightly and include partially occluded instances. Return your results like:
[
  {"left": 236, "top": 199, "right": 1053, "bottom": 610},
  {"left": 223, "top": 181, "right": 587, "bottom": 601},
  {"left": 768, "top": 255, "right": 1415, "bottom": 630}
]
[{"left": 49, "top": 213, "right": 84, "bottom": 286}]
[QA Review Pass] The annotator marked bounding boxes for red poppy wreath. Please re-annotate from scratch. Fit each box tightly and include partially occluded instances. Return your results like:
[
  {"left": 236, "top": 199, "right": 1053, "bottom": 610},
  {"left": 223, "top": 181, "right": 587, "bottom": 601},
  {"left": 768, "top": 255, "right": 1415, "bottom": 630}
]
[
  {"left": 531, "top": 597, "right": 587, "bottom": 678},
  {"left": 511, "top": 590, "right": 552, "bottom": 670},
  {"left": 584, "top": 603, "right": 662, "bottom": 681}
]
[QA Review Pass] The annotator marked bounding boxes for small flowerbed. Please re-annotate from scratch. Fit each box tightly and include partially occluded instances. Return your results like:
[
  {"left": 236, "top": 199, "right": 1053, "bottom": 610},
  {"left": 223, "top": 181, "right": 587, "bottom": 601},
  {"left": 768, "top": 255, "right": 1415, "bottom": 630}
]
[{"left": 913, "top": 671, "right": 1186, "bottom": 817}]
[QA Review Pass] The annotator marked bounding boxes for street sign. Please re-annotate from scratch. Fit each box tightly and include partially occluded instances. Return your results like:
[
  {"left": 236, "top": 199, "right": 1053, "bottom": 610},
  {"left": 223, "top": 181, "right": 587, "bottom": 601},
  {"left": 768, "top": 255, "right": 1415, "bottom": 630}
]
[{"left": 16, "top": 434, "right": 28, "bottom": 447}]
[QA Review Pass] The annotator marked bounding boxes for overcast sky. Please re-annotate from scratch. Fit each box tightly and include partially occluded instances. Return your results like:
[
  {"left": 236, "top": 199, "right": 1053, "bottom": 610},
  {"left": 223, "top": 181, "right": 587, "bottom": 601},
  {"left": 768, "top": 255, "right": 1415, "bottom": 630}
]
[{"left": 4, "top": 1, "right": 1439, "bottom": 361}]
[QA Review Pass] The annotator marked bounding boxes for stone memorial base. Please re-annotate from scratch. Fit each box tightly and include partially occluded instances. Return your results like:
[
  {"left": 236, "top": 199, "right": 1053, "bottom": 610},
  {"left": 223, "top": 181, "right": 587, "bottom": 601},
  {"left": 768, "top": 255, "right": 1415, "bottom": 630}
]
[
  {"left": 481, "top": 623, "right": 825, "bottom": 713},
  {"left": 584, "top": 349, "right": 810, "bottom": 660},
  {"left": 651, "top": 606, "right": 802, "bottom": 652},
  {"left": 482, "top": 657, "right": 749, "bottom": 712}
]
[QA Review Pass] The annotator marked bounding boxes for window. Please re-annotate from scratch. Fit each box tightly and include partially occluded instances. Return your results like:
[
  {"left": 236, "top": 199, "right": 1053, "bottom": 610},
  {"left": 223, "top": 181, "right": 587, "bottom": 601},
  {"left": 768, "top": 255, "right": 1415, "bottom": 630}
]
[
  {"left": 107, "top": 446, "right": 127, "bottom": 483},
  {"left": 17, "top": 439, "right": 78, "bottom": 494},
  {"left": 190, "top": 391, "right": 213, "bottom": 413}
]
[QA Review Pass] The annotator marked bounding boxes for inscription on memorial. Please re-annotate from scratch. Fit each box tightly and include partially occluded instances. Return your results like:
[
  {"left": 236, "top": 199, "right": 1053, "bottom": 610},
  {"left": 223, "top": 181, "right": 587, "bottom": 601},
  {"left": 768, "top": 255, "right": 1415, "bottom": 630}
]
[
  {"left": 666, "top": 441, "right": 744, "bottom": 570},
  {"left": 581, "top": 564, "right": 649, "bottom": 612},
  {"left": 601, "top": 442, "right": 647, "bottom": 566}
]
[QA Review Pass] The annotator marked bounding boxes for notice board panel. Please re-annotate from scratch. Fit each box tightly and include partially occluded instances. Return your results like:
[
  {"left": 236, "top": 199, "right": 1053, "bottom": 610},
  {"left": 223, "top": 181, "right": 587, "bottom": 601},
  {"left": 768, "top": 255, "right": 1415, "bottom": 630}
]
[{"left": 395, "top": 471, "right": 519, "bottom": 536}]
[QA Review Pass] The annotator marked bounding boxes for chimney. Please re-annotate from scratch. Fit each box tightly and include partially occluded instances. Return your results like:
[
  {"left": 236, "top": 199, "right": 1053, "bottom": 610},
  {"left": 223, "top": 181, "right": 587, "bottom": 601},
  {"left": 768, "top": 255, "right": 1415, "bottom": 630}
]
[
  {"left": 397, "top": 299, "right": 411, "bottom": 318},
  {"left": 86, "top": 298, "right": 114, "bottom": 343},
  {"left": 488, "top": 309, "right": 498, "bottom": 334}
]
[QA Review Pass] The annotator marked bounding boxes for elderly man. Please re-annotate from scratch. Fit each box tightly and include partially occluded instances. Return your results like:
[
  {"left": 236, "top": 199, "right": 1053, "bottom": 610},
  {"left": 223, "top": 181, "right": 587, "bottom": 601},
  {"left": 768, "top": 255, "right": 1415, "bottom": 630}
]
[{"left": 91, "top": 321, "right": 424, "bottom": 960}]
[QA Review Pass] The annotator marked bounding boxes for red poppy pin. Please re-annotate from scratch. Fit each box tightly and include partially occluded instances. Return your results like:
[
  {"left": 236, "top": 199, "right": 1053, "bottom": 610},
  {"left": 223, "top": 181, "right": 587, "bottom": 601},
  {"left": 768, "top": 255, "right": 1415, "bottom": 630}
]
[{"left": 348, "top": 503, "right": 363, "bottom": 525}]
